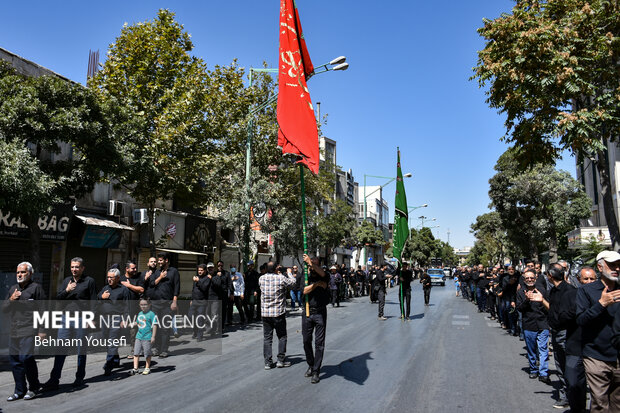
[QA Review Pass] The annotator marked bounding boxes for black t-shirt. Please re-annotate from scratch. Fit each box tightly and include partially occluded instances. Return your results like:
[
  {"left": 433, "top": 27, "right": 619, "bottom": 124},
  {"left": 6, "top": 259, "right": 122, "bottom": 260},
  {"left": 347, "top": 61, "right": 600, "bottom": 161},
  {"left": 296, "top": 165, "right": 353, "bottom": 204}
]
[
  {"left": 98, "top": 284, "right": 130, "bottom": 315},
  {"left": 399, "top": 269, "right": 413, "bottom": 290},
  {"left": 301, "top": 270, "right": 330, "bottom": 311},
  {"left": 3, "top": 281, "right": 47, "bottom": 337},
  {"left": 57, "top": 275, "right": 97, "bottom": 311},
  {"left": 146, "top": 266, "right": 180, "bottom": 301},
  {"left": 120, "top": 273, "right": 145, "bottom": 301}
]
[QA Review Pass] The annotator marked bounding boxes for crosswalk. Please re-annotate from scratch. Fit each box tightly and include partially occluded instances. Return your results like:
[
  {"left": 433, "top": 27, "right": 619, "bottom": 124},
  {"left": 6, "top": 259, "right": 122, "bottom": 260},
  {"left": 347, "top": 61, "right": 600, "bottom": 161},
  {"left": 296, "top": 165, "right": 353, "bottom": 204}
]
[{"left": 451, "top": 315, "right": 470, "bottom": 326}]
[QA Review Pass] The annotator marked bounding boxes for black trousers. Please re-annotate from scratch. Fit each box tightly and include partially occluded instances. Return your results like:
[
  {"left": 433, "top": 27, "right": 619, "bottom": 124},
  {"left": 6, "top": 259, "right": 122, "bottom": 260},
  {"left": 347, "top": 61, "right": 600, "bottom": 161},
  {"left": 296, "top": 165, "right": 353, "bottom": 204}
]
[
  {"left": 551, "top": 329, "right": 568, "bottom": 402},
  {"left": 565, "top": 354, "right": 587, "bottom": 412},
  {"left": 399, "top": 287, "right": 411, "bottom": 317},
  {"left": 9, "top": 336, "right": 39, "bottom": 396},
  {"left": 226, "top": 296, "right": 246, "bottom": 324},
  {"left": 188, "top": 302, "right": 207, "bottom": 338},
  {"left": 378, "top": 288, "right": 386, "bottom": 317},
  {"left": 423, "top": 287, "right": 431, "bottom": 305},
  {"left": 263, "top": 314, "right": 287, "bottom": 364},
  {"left": 302, "top": 309, "right": 327, "bottom": 373},
  {"left": 100, "top": 320, "right": 122, "bottom": 369},
  {"left": 151, "top": 302, "right": 172, "bottom": 352},
  {"left": 243, "top": 292, "right": 256, "bottom": 321},
  {"left": 331, "top": 289, "right": 340, "bottom": 307},
  {"left": 461, "top": 282, "right": 470, "bottom": 300}
]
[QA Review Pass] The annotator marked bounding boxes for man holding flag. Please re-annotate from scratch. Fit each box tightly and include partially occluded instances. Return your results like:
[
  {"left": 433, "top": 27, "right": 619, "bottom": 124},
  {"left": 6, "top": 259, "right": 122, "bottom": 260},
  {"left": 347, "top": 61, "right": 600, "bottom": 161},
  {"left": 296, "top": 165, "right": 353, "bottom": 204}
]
[
  {"left": 399, "top": 262, "right": 414, "bottom": 319},
  {"left": 276, "top": 0, "right": 328, "bottom": 383},
  {"left": 393, "top": 148, "right": 410, "bottom": 320}
]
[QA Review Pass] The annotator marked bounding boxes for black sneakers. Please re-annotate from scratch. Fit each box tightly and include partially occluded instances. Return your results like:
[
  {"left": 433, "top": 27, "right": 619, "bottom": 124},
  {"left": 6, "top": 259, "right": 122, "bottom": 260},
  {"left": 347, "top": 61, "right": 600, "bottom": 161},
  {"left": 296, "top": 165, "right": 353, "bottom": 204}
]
[{"left": 311, "top": 372, "right": 320, "bottom": 384}]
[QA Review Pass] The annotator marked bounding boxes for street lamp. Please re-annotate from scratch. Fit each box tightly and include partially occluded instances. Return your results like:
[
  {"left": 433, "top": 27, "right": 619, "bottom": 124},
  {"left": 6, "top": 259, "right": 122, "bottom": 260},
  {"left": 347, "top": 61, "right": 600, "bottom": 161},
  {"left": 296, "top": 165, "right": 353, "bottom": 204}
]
[
  {"left": 361, "top": 173, "right": 412, "bottom": 266},
  {"left": 243, "top": 57, "right": 348, "bottom": 271},
  {"left": 417, "top": 216, "right": 436, "bottom": 228},
  {"left": 408, "top": 204, "right": 428, "bottom": 228}
]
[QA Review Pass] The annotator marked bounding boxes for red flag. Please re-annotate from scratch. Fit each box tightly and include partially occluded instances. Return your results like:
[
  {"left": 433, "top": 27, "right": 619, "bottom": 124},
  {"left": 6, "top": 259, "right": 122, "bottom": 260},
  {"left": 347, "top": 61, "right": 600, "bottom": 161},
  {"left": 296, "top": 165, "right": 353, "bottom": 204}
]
[{"left": 277, "top": 0, "right": 319, "bottom": 175}]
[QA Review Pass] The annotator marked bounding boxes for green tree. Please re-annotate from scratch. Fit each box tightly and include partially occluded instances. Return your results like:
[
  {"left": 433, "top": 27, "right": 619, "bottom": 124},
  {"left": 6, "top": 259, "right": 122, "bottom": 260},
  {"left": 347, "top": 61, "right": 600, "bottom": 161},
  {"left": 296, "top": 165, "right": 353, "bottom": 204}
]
[
  {"left": 90, "top": 9, "right": 252, "bottom": 254},
  {"left": 577, "top": 236, "right": 609, "bottom": 266},
  {"left": 437, "top": 240, "right": 458, "bottom": 267},
  {"left": 466, "top": 240, "right": 493, "bottom": 267},
  {"left": 353, "top": 221, "right": 384, "bottom": 267},
  {"left": 470, "top": 211, "right": 513, "bottom": 264},
  {"left": 403, "top": 227, "right": 440, "bottom": 267},
  {"left": 473, "top": 0, "right": 620, "bottom": 247},
  {"left": 488, "top": 149, "right": 591, "bottom": 262},
  {"left": 316, "top": 199, "right": 355, "bottom": 259},
  {"left": 0, "top": 62, "right": 120, "bottom": 272}
]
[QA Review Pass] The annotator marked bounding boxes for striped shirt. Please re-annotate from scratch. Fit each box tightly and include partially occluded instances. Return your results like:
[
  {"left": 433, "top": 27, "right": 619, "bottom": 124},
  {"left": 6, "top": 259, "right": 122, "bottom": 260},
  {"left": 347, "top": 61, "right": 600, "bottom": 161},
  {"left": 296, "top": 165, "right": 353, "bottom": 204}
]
[{"left": 259, "top": 272, "right": 296, "bottom": 317}]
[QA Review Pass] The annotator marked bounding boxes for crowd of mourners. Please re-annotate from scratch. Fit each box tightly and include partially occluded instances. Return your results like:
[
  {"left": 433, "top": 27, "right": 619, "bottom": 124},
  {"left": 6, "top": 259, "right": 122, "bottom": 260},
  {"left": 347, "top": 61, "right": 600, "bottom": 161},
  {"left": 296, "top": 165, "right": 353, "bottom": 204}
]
[
  {"left": 453, "top": 252, "right": 620, "bottom": 412},
  {"left": 3, "top": 252, "right": 417, "bottom": 401},
  {"left": 10, "top": 248, "right": 620, "bottom": 411}
]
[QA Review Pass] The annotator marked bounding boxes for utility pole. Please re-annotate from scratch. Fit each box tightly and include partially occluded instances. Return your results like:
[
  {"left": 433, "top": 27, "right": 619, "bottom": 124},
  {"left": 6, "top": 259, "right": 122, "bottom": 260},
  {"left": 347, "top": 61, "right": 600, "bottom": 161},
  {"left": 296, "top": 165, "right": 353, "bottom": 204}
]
[{"left": 447, "top": 228, "right": 450, "bottom": 245}]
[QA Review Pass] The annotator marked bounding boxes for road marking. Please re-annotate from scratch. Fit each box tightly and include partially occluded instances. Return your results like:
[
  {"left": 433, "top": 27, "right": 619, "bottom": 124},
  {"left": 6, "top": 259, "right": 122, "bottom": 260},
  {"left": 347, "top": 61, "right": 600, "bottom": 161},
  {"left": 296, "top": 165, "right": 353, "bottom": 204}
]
[
  {"left": 452, "top": 315, "right": 469, "bottom": 319},
  {"left": 452, "top": 321, "right": 470, "bottom": 326}
]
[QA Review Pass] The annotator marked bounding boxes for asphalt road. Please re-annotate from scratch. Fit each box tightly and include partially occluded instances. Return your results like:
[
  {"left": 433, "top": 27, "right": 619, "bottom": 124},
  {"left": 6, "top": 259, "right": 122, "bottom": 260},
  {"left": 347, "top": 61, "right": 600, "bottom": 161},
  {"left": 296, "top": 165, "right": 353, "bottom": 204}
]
[{"left": 1, "top": 280, "right": 568, "bottom": 413}]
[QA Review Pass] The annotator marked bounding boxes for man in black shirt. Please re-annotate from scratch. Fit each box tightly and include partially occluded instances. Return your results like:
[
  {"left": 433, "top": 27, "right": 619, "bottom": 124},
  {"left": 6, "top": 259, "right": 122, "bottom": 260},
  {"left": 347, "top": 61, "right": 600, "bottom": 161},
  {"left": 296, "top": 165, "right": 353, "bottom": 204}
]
[
  {"left": 146, "top": 253, "right": 180, "bottom": 357},
  {"left": 189, "top": 264, "right": 209, "bottom": 341},
  {"left": 216, "top": 260, "right": 234, "bottom": 327},
  {"left": 421, "top": 271, "right": 432, "bottom": 306},
  {"left": 301, "top": 254, "right": 329, "bottom": 383},
  {"left": 376, "top": 264, "right": 392, "bottom": 320},
  {"left": 3, "top": 262, "right": 46, "bottom": 401},
  {"left": 517, "top": 269, "right": 550, "bottom": 383},
  {"left": 44, "top": 257, "right": 97, "bottom": 390},
  {"left": 398, "top": 262, "right": 413, "bottom": 319},
  {"left": 120, "top": 260, "right": 144, "bottom": 353},
  {"left": 545, "top": 263, "right": 573, "bottom": 409},
  {"left": 576, "top": 251, "right": 620, "bottom": 412},
  {"left": 97, "top": 268, "right": 130, "bottom": 376},
  {"left": 243, "top": 261, "right": 260, "bottom": 321}
]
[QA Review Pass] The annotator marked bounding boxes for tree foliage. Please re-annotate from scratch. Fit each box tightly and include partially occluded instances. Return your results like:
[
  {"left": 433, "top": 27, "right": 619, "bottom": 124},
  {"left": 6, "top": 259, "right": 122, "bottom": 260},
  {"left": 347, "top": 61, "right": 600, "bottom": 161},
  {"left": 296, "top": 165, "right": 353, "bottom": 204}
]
[
  {"left": 0, "top": 62, "right": 120, "bottom": 270},
  {"left": 403, "top": 227, "right": 440, "bottom": 267},
  {"left": 488, "top": 149, "right": 591, "bottom": 261},
  {"left": 316, "top": 199, "right": 355, "bottom": 251},
  {"left": 473, "top": 0, "right": 620, "bottom": 246}
]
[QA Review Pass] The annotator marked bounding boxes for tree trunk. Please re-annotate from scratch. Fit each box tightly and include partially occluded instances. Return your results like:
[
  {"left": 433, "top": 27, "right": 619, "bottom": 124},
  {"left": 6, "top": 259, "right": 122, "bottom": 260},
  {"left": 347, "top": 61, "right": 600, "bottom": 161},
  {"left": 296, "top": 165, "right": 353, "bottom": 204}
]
[
  {"left": 26, "top": 214, "right": 41, "bottom": 273},
  {"left": 548, "top": 233, "right": 558, "bottom": 264},
  {"left": 596, "top": 147, "right": 620, "bottom": 250}
]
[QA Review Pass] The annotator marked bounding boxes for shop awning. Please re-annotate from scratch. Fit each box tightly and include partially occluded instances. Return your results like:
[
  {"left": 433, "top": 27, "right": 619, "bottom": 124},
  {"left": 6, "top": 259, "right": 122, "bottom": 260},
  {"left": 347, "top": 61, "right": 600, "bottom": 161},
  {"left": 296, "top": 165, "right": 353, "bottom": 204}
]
[
  {"left": 156, "top": 247, "right": 206, "bottom": 256},
  {"left": 75, "top": 215, "right": 134, "bottom": 231}
]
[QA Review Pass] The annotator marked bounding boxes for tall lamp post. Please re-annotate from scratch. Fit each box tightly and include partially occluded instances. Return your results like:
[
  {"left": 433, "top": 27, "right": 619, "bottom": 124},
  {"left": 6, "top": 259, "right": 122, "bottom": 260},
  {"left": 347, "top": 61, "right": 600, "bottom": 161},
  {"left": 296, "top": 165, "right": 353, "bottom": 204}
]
[
  {"left": 361, "top": 173, "right": 412, "bottom": 266},
  {"left": 418, "top": 216, "right": 436, "bottom": 229},
  {"left": 408, "top": 204, "right": 428, "bottom": 229},
  {"left": 243, "top": 57, "right": 349, "bottom": 271}
]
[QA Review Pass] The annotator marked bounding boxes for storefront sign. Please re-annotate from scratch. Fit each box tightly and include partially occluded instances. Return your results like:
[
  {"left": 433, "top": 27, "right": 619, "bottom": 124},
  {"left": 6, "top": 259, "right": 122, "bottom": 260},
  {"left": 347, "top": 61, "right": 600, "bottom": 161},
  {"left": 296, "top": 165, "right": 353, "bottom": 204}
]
[{"left": 0, "top": 205, "right": 72, "bottom": 241}]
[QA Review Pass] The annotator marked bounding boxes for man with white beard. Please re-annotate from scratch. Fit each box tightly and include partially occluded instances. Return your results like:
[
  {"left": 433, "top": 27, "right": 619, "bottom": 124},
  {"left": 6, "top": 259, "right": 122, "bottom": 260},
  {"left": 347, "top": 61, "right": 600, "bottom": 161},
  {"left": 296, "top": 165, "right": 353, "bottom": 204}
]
[{"left": 576, "top": 251, "right": 620, "bottom": 412}]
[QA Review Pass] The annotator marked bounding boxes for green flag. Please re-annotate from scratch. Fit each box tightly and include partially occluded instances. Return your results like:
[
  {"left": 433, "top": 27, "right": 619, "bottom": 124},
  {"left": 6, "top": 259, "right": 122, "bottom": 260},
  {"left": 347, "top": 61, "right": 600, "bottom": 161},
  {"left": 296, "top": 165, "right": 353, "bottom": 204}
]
[{"left": 393, "top": 148, "right": 409, "bottom": 262}]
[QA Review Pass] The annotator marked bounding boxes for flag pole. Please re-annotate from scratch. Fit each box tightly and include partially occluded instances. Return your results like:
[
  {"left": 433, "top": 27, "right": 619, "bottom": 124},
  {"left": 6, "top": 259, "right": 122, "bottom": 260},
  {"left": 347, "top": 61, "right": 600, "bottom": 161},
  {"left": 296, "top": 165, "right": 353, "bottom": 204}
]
[
  {"left": 396, "top": 147, "right": 405, "bottom": 320},
  {"left": 300, "top": 164, "right": 310, "bottom": 317}
]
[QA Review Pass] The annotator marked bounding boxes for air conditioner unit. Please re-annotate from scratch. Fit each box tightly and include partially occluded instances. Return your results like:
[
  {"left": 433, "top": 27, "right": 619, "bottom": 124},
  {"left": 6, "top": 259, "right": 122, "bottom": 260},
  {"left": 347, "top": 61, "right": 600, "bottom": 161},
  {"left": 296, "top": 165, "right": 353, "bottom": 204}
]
[
  {"left": 133, "top": 209, "right": 148, "bottom": 224},
  {"left": 108, "top": 200, "right": 123, "bottom": 216}
]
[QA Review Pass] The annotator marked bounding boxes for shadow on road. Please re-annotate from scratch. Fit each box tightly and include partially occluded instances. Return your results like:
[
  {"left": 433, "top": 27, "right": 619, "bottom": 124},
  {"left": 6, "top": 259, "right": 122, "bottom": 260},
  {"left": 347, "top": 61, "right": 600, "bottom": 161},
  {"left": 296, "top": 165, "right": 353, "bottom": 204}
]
[
  {"left": 409, "top": 313, "right": 424, "bottom": 320},
  {"left": 320, "top": 352, "right": 373, "bottom": 385}
]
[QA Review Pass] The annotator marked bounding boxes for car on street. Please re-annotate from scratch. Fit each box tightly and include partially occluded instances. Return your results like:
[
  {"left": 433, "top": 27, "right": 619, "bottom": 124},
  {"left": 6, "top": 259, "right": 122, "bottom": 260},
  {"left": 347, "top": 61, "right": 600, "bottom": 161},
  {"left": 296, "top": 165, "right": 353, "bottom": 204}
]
[{"left": 427, "top": 268, "right": 446, "bottom": 286}]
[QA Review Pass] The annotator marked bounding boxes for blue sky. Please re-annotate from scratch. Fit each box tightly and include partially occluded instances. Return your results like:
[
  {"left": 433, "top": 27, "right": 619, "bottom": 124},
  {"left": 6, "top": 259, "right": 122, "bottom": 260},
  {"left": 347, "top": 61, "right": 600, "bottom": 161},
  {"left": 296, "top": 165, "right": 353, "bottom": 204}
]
[{"left": 1, "top": 0, "right": 576, "bottom": 249}]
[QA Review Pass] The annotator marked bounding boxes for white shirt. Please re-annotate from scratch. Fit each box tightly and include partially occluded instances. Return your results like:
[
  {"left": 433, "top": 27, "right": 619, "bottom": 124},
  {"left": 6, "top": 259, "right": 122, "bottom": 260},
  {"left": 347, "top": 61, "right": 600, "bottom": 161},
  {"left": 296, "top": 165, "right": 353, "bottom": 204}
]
[{"left": 231, "top": 272, "right": 245, "bottom": 296}]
